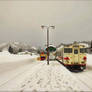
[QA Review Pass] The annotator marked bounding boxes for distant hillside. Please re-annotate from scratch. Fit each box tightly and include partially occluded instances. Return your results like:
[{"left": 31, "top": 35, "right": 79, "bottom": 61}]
[{"left": 0, "top": 42, "right": 37, "bottom": 54}]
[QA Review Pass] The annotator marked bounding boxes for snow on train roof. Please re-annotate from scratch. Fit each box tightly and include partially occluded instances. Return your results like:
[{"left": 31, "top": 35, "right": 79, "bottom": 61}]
[{"left": 78, "top": 43, "right": 89, "bottom": 47}]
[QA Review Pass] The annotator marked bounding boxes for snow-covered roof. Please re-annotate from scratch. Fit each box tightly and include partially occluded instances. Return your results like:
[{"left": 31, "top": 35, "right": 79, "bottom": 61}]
[{"left": 79, "top": 43, "right": 89, "bottom": 47}]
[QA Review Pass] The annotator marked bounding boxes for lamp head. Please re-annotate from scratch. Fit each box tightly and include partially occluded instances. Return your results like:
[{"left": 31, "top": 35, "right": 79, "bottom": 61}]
[
  {"left": 50, "top": 26, "right": 55, "bottom": 29},
  {"left": 41, "top": 25, "right": 45, "bottom": 29}
]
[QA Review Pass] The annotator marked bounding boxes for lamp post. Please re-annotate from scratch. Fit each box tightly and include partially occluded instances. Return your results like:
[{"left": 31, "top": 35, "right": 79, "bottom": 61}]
[{"left": 41, "top": 25, "right": 55, "bottom": 65}]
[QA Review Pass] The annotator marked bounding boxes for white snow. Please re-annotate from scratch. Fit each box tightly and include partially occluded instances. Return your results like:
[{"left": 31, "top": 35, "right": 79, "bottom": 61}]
[
  {"left": 17, "top": 61, "right": 89, "bottom": 92},
  {"left": 79, "top": 43, "right": 89, "bottom": 47},
  {"left": 0, "top": 51, "right": 37, "bottom": 63},
  {"left": 72, "top": 54, "right": 92, "bottom": 91},
  {"left": 0, "top": 52, "right": 92, "bottom": 91},
  {"left": 0, "top": 51, "right": 38, "bottom": 91}
]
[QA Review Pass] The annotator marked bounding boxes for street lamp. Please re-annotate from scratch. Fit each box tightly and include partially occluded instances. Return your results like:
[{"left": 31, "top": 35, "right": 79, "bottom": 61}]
[{"left": 41, "top": 25, "right": 55, "bottom": 65}]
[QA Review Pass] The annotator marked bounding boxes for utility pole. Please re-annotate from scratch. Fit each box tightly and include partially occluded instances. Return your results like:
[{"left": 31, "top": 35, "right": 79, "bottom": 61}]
[{"left": 41, "top": 25, "right": 55, "bottom": 65}]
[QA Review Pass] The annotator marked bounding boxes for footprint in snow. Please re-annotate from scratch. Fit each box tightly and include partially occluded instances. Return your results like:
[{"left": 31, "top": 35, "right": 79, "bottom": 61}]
[
  {"left": 27, "top": 80, "right": 31, "bottom": 83},
  {"left": 21, "top": 84, "right": 26, "bottom": 88}
]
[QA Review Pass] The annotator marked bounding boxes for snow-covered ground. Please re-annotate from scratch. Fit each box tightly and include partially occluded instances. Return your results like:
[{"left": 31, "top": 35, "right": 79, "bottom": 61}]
[
  {"left": 72, "top": 54, "right": 92, "bottom": 91},
  {"left": 18, "top": 61, "right": 90, "bottom": 92},
  {"left": 0, "top": 51, "right": 92, "bottom": 91},
  {"left": 0, "top": 51, "right": 38, "bottom": 91},
  {"left": 0, "top": 61, "right": 89, "bottom": 92},
  {"left": 0, "top": 51, "right": 37, "bottom": 63}
]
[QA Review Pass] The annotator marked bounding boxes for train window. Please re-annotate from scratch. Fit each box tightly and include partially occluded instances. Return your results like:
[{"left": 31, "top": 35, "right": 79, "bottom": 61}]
[
  {"left": 74, "top": 49, "right": 78, "bottom": 54},
  {"left": 80, "top": 48, "right": 86, "bottom": 53},
  {"left": 64, "top": 48, "right": 72, "bottom": 53}
]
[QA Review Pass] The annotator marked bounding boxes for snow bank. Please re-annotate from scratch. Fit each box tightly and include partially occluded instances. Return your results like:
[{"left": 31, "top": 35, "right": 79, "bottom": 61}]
[
  {"left": 86, "top": 54, "right": 92, "bottom": 71},
  {"left": 0, "top": 52, "right": 38, "bottom": 91},
  {"left": 18, "top": 61, "right": 88, "bottom": 92},
  {"left": 0, "top": 53, "right": 91, "bottom": 91},
  {"left": 72, "top": 54, "right": 92, "bottom": 91},
  {"left": 87, "top": 54, "right": 92, "bottom": 65},
  {"left": 0, "top": 51, "right": 38, "bottom": 64}
]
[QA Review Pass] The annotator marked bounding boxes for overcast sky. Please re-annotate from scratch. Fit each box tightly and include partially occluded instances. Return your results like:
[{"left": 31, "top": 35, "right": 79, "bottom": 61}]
[{"left": 0, "top": 1, "right": 92, "bottom": 47}]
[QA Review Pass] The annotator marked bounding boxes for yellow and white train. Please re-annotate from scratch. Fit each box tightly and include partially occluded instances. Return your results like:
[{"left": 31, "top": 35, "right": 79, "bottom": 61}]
[{"left": 55, "top": 43, "right": 87, "bottom": 71}]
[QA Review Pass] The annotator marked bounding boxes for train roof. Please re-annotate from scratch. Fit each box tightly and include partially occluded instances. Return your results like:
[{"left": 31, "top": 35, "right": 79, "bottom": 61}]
[{"left": 64, "top": 43, "right": 86, "bottom": 48}]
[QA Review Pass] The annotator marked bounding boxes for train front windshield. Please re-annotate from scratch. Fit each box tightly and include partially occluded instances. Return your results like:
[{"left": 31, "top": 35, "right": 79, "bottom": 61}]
[
  {"left": 64, "top": 48, "right": 72, "bottom": 53},
  {"left": 80, "top": 48, "right": 87, "bottom": 53}
]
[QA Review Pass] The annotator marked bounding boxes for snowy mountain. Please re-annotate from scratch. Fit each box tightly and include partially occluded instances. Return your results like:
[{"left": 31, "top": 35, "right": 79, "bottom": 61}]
[{"left": 0, "top": 42, "right": 37, "bottom": 54}]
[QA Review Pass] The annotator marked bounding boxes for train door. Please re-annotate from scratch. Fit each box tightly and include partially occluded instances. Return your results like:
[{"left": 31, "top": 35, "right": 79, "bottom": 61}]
[{"left": 73, "top": 47, "right": 79, "bottom": 64}]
